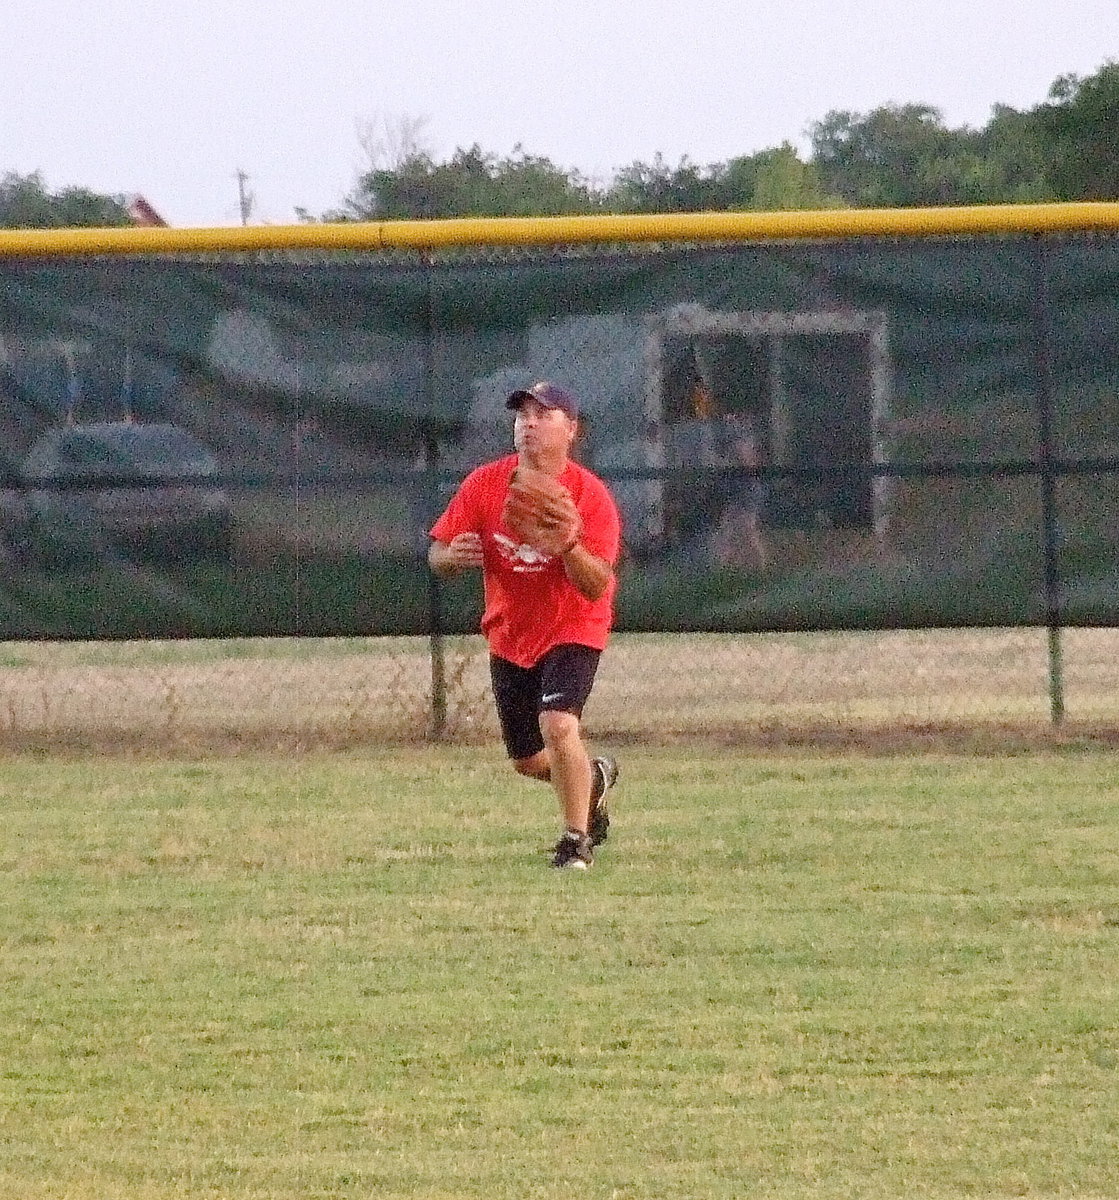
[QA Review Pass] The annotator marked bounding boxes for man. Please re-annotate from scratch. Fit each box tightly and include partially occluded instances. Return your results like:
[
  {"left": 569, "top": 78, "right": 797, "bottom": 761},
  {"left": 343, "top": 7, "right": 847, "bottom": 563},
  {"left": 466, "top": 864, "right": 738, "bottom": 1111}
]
[
  {"left": 685, "top": 376, "right": 768, "bottom": 571},
  {"left": 428, "top": 381, "right": 621, "bottom": 869},
  {"left": 710, "top": 410, "right": 768, "bottom": 571}
]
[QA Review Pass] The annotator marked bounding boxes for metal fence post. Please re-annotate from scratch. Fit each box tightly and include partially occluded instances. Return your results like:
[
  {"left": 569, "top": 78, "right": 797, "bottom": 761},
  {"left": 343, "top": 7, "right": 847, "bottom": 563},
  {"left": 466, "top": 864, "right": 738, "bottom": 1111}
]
[
  {"left": 428, "top": 527, "right": 448, "bottom": 740},
  {"left": 1034, "top": 234, "right": 1065, "bottom": 725},
  {"left": 419, "top": 250, "right": 448, "bottom": 740}
]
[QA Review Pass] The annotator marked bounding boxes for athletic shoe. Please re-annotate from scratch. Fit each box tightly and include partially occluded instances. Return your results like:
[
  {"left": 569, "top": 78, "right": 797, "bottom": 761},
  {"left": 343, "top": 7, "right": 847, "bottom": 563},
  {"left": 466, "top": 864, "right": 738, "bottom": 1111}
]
[
  {"left": 589, "top": 755, "right": 618, "bottom": 846},
  {"left": 551, "top": 830, "right": 593, "bottom": 870}
]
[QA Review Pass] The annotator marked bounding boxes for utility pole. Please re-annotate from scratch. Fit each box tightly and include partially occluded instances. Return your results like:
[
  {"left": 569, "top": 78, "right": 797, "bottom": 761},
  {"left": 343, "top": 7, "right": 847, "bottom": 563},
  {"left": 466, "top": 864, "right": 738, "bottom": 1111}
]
[{"left": 235, "top": 169, "right": 254, "bottom": 225}]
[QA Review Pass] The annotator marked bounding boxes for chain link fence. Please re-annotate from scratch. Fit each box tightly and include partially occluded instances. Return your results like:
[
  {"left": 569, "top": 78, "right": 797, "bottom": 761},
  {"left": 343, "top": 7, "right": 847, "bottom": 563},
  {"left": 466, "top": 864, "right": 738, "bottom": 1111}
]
[
  {"left": 4, "top": 216, "right": 1119, "bottom": 754},
  {"left": 1, "top": 627, "right": 1116, "bottom": 754}
]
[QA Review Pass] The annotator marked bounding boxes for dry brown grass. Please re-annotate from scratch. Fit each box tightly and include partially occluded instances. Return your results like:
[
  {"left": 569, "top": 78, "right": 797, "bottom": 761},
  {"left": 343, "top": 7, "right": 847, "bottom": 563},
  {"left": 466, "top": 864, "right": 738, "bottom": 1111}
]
[{"left": 0, "top": 627, "right": 1117, "bottom": 755}]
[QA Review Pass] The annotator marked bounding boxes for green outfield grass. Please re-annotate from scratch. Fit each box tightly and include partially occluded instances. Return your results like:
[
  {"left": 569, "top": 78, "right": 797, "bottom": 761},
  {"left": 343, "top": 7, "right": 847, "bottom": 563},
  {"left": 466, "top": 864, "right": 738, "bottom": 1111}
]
[{"left": 2, "top": 745, "right": 1118, "bottom": 1199}]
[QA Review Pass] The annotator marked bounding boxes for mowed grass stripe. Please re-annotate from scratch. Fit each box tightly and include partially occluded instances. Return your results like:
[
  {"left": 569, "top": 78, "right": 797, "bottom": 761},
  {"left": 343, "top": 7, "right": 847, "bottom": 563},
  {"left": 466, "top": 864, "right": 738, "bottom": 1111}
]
[{"left": 1, "top": 747, "right": 1117, "bottom": 1199}]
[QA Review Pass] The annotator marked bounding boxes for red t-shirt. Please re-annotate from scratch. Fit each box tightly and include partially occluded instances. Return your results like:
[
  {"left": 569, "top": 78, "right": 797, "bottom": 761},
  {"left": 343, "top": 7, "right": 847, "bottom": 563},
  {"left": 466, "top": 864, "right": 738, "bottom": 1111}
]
[{"left": 429, "top": 454, "right": 621, "bottom": 668}]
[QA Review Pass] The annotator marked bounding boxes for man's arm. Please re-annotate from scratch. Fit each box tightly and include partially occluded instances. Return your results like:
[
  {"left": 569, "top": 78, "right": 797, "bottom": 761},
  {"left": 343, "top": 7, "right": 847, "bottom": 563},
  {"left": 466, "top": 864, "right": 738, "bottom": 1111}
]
[
  {"left": 428, "top": 532, "right": 483, "bottom": 577},
  {"left": 560, "top": 540, "right": 613, "bottom": 602}
]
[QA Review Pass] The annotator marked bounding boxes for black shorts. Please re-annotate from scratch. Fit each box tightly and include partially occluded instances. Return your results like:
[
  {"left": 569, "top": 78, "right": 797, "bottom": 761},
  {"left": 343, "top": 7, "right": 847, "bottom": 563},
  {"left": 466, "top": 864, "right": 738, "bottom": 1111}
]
[{"left": 490, "top": 643, "right": 603, "bottom": 761}]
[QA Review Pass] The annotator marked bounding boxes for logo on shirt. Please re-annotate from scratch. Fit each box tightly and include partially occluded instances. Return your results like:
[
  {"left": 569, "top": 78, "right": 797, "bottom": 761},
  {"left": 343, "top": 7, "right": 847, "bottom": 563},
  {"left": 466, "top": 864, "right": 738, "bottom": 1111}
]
[{"left": 493, "top": 532, "right": 552, "bottom": 572}]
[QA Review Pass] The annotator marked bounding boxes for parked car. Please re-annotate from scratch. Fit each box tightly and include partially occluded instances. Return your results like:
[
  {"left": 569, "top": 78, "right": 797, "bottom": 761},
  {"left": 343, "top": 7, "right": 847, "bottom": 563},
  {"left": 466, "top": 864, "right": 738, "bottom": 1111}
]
[
  {"left": 0, "top": 486, "right": 31, "bottom": 567},
  {"left": 22, "top": 422, "right": 232, "bottom": 563}
]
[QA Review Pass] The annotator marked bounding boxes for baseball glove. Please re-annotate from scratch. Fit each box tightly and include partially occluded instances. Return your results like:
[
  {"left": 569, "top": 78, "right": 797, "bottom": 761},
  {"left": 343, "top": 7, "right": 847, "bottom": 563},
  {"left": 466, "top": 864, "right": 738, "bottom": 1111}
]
[{"left": 501, "top": 466, "right": 583, "bottom": 557}]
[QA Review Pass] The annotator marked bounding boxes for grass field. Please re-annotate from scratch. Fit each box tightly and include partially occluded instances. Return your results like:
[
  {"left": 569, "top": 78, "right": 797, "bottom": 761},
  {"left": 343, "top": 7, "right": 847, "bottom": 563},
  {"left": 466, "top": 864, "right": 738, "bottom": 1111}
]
[{"left": 2, "top": 743, "right": 1118, "bottom": 1198}]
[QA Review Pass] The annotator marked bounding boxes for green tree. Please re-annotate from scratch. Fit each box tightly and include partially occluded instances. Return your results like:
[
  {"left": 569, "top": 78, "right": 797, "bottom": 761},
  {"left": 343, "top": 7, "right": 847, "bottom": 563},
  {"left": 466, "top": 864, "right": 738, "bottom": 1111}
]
[
  {"left": 809, "top": 103, "right": 1000, "bottom": 207},
  {"left": 337, "top": 144, "right": 599, "bottom": 219},
  {"left": 601, "top": 145, "right": 839, "bottom": 213},
  {"left": 739, "top": 142, "right": 843, "bottom": 210},
  {"left": 1035, "top": 61, "right": 1119, "bottom": 199},
  {"left": 972, "top": 104, "right": 1051, "bottom": 203},
  {"left": 603, "top": 154, "right": 734, "bottom": 213},
  {"left": 0, "top": 171, "right": 130, "bottom": 228}
]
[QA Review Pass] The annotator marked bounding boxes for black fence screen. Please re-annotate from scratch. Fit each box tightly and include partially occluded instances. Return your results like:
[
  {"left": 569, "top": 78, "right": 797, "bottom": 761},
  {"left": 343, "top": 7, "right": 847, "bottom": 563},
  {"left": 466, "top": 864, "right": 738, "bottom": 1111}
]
[{"left": 1, "top": 233, "right": 1117, "bottom": 641}]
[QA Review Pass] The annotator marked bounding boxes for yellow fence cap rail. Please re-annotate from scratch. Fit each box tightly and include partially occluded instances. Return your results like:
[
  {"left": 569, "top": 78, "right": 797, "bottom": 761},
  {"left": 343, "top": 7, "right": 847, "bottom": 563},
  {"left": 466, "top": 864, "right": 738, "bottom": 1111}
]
[{"left": 2, "top": 202, "right": 1119, "bottom": 257}]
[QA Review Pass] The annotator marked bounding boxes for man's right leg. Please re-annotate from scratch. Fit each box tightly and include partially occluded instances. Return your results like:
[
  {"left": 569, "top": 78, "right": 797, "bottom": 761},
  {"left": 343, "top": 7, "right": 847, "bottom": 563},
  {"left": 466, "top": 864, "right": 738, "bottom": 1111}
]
[{"left": 538, "top": 708, "right": 594, "bottom": 836}]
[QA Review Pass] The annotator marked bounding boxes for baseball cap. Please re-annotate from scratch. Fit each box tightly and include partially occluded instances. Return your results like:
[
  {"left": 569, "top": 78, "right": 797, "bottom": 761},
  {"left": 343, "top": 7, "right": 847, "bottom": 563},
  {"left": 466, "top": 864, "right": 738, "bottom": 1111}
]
[{"left": 506, "top": 381, "right": 580, "bottom": 419}]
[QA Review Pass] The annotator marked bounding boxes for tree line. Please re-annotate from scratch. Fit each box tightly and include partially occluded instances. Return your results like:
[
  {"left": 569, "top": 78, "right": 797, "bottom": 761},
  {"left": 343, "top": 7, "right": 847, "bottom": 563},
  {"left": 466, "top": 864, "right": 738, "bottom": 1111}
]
[{"left": 3, "top": 60, "right": 1117, "bottom": 228}]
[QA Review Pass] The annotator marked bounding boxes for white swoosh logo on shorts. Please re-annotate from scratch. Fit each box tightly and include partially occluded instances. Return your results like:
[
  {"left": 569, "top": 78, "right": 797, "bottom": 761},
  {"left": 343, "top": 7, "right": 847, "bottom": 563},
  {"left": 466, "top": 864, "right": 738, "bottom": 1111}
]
[{"left": 542, "top": 692, "right": 564, "bottom": 704}]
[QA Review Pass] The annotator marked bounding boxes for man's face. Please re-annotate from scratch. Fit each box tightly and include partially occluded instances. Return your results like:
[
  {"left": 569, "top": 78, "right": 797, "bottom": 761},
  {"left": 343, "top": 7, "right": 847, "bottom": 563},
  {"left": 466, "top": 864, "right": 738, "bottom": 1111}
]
[{"left": 513, "top": 398, "right": 577, "bottom": 457}]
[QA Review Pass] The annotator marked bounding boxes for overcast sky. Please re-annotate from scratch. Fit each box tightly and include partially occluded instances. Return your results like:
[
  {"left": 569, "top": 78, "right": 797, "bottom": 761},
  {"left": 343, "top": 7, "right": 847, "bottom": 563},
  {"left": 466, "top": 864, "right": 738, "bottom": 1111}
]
[{"left": 3, "top": 0, "right": 1117, "bottom": 228}]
